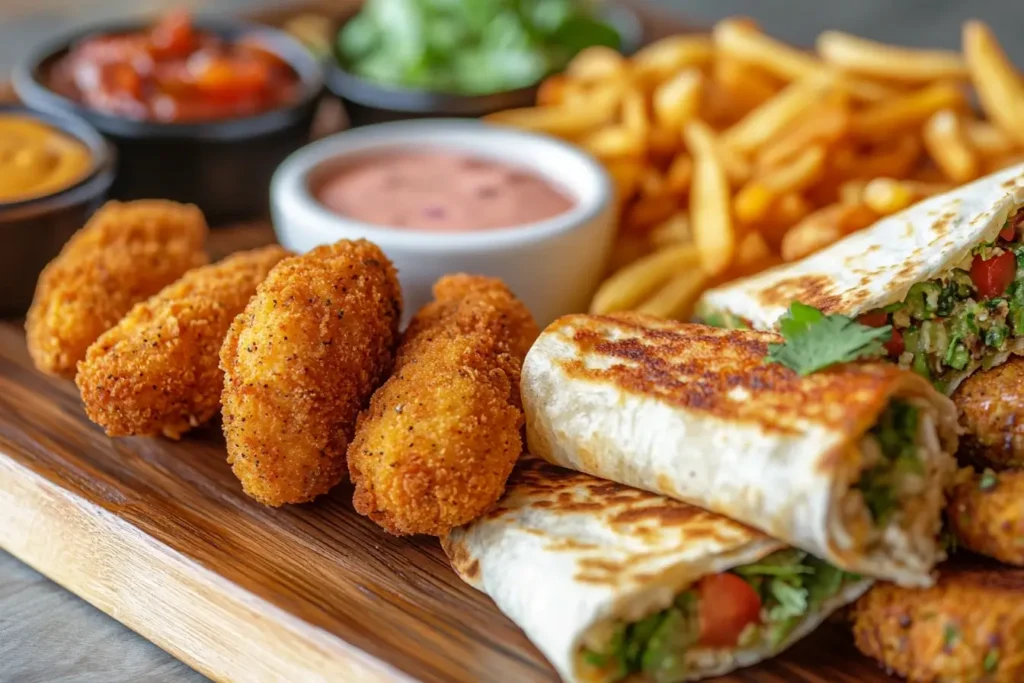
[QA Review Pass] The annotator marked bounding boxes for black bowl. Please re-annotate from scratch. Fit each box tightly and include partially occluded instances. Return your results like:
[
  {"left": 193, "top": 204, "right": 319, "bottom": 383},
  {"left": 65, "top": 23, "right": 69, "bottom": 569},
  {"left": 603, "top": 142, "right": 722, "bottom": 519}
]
[
  {"left": 14, "top": 17, "right": 324, "bottom": 224},
  {"left": 326, "top": 4, "right": 644, "bottom": 128},
  {"left": 0, "top": 104, "right": 116, "bottom": 315}
]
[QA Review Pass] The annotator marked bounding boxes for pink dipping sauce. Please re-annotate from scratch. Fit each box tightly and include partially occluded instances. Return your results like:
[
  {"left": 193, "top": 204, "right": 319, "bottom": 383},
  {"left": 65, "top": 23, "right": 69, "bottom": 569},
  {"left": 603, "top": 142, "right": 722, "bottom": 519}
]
[{"left": 315, "top": 151, "right": 575, "bottom": 232}]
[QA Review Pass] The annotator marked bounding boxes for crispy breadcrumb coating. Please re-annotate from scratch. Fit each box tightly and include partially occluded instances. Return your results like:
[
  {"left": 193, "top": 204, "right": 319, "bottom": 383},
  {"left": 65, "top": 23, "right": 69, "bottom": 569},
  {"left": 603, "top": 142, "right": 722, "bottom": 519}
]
[
  {"left": 852, "top": 561, "right": 1024, "bottom": 682},
  {"left": 348, "top": 274, "right": 539, "bottom": 536},
  {"left": 26, "top": 200, "right": 208, "bottom": 377},
  {"left": 76, "top": 245, "right": 290, "bottom": 439},
  {"left": 952, "top": 358, "right": 1024, "bottom": 470},
  {"left": 220, "top": 240, "right": 401, "bottom": 506},
  {"left": 948, "top": 468, "right": 1024, "bottom": 567}
]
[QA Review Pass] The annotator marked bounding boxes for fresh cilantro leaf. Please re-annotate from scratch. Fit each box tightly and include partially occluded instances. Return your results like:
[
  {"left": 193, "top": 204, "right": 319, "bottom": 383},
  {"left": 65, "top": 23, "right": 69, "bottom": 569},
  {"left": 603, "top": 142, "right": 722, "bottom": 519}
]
[
  {"left": 804, "top": 558, "right": 847, "bottom": 609},
  {"left": 766, "top": 302, "right": 893, "bottom": 375},
  {"left": 733, "top": 550, "right": 812, "bottom": 578}
]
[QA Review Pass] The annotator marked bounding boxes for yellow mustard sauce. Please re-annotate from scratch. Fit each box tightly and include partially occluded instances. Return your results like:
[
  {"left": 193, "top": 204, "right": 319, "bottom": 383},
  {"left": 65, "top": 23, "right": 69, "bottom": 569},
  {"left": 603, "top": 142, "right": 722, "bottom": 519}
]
[{"left": 0, "top": 115, "right": 92, "bottom": 202}]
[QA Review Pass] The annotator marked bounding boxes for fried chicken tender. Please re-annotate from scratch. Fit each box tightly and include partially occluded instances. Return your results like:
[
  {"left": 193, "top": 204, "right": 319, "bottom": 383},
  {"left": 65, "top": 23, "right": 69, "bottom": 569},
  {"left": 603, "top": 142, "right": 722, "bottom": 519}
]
[
  {"left": 348, "top": 274, "right": 539, "bottom": 536},
  {"left": 952, "top": 358, "right": 1024, "bottom": 470},
  {"left": 26, "top": 200, "right": 208, "bottom": 377},
  {"left": 948, "top": 468, "right": 1024, "bottom": 567},
  {"left": 852, "top": 561, "right": 1024, "bottom": 682},
  {"left": 75, "top": 245, "right": 290, "bottom": 439},
  {"left": 220, "top": 240, "right": 401, "bottom": 506}
]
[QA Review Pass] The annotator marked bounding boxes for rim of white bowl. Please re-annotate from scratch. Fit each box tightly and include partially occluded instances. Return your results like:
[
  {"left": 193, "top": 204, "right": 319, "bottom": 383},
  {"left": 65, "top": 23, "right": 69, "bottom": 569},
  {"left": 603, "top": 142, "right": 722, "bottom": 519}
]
[{"left": 271, "top": 118, "right": 613, "bottom": 254}]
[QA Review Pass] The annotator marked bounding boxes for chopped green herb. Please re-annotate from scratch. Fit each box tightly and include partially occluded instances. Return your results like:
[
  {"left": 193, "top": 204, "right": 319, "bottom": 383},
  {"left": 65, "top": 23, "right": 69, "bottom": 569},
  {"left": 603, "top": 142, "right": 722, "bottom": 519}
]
[
  {"left": 979, "top": 468, "right": 1000, "bottom": 491},
  {"left": 855, "top": 401, "right": 921, "bottom": 528},
  {"left": 943, "top": 623, "right": 960, "bottom": 649},
  {"left": 640, "top": 607, "right": 697, "bottom": 681},
  {"left": 984, "top": 649, "right": 1000, "bottom": 673},
  {"left": 766, "top": 302, "right": 892, "bottom": 375}
]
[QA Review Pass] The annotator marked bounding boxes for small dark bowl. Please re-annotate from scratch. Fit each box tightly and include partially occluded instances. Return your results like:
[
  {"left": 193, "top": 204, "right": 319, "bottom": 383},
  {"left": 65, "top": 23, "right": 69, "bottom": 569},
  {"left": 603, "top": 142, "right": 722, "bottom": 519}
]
[
  {"left": 0, "top": 104, "right": 115, "bottom": 315},
  {"left": 326, "top": 4, "right": 644, "bottom": 128},
  {"left": 14, "top": 17, "right": 324, "bottom": 224}
]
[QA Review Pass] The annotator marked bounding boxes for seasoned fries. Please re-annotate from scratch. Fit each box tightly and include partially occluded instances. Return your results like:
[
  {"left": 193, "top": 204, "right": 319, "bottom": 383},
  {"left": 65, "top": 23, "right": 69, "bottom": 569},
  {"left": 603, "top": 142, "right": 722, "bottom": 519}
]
[{"left": 490, "top": 18, "right": 1022, "bottom": 319}]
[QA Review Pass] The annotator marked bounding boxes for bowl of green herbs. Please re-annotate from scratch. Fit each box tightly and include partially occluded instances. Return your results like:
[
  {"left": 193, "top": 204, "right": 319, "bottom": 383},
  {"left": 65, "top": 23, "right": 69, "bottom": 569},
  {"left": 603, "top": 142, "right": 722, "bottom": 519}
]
[{"left": 326, "top": 0, "right": 642, "bottom": 126}]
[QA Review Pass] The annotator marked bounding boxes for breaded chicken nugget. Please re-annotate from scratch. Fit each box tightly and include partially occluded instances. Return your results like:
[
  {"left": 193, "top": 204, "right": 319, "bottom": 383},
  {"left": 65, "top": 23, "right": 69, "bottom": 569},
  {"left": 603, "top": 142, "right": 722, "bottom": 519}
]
[
  {"left": 26, "top": 200, "right": 208, "bottom": 377},
  {"left": 952, "top": 358, "right": 1024, "bottom": 470},
  {"left": 852, "top": 561, "right": 1024, "bottom": 682},
  {"left": 220, "top": 240, "right": 401, "bottom": 506},
  {"left": 948, "top": 468, "right": 1024, "bottom": 567},
  {"left": 76, "top": 245, "right": 290, "bottom": 439},
  {"left": 348, "top": 274, "right": 539, "bottom": 536}
]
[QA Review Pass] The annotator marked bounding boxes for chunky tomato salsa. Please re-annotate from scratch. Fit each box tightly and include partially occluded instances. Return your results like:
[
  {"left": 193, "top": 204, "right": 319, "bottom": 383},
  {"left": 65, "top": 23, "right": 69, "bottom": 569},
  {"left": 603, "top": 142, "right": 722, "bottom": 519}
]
[
  {"left": 858, "top": 205, "right": 1024, "bottom": 387},
  {"left": 48, "top": 11, "right": 300, "bottom": 122}
]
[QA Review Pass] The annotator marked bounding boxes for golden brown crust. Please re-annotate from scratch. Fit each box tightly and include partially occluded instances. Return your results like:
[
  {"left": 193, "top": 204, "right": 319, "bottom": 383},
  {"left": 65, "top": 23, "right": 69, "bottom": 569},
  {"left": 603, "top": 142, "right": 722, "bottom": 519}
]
[
  {"left": 948, "top": 468, "right": 1024, "bottom": 567},
  {"left": 952, "top": 358, "right": 1024, "bottom": 470},
  {"left": 348, "top": 274, "right": 539, "bottom": 536},
  {"left": 25, "top": 200, "right": 208, "bottom": 377},
  {"left": 220, "top": 240, "right": 401, "bottom": 506},
  {"left": 75, "top": 245, "right": 290, "bottom": 439},
  {"left": 852, "top": 562, "right": 1024, "bottom": 682}
]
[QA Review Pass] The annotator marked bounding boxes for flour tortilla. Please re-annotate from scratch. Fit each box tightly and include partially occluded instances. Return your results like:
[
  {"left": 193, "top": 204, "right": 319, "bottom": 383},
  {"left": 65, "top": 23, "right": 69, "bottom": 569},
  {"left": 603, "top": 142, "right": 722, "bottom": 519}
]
[
  {"left": 698, "top": 164, "right": 1024, "bottom": 377},
  {"left": 443, "top": 457, "right": 872, "bottom": 683},
  {"left": 521, "top": 314, "right": 959, "bottom": 587}
]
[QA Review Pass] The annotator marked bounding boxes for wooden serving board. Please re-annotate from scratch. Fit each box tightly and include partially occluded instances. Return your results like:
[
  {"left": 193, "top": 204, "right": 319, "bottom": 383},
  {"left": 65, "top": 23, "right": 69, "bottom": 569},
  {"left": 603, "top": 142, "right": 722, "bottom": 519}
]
[{"left": 0, "top": 224, "right": 897, "bottom": 683}]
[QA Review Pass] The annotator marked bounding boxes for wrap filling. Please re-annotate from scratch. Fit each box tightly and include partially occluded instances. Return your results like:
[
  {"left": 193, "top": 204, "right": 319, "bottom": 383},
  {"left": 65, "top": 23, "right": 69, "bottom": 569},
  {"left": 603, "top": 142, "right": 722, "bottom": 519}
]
[{"left": 578, "top": 549, "right": 859, "bottom": 683}]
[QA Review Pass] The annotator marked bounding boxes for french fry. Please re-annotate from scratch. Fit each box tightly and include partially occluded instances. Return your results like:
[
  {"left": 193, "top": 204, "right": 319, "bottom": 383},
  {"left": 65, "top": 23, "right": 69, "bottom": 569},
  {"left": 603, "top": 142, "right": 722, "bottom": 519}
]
[
  {"left": 850, "top": 82, "right": 966, "bottom": 138},
  {"left": 604, "top": 159, "right": 645, "bottom": 203},
  {"left": 716, "top": 138, "right": 754, "bottom": 187},
  {"left": 816, "top": 31, "right": 968, "bottom": 82},
  {"left": 624, "top": 195, "right": 678, "bottom": 233},
  {"left": 862, "top": 178, "right": 951, "bottom": 215},
  {"left": 653, "top": 69, "right": 703, "bottom": 133},
  {"left": 566, "top": 45, "right": 628, "bottom": 82},
  {"left": 757, "top": 104, "right": 849, "bottom": 168},
  {"left": 963, "top": 119, "right": 1016, "bottom": 157},
  {"left": 735, "top": 146, "right": 826, "bottom": 222},
  {"left": 721, "top": 78, "right": 829, "bottom": 154},
  {"left": 650, "top": 211, "right": 692, "bottom": 248},
  {"left": 648, "top": 126, "right": 682, "bottom": 159},
  {"left": 735, "top": 231, "right": 773, "bottom": 269},
  {"left": 713, "top": 58, "right": 782, "bottom": 112},
  {"left": 839, "top": 180, "right": 868, "bottom": 206},
  {"left": 922, "top": 109, "right": 979, "bottom": 183},
  {"left": 635, "top": 267, "right": 710, "bottom": 320},
  {"left": 640, "top": 167, "right": 667, "bottom": 199},
  {"left": 485, "top": 104, "right": 613, "bottom": 138},
  {"left": 759, "top": 192, "right": 812, "bottom": 248},
  {"left": 713, "top": 18, "right": 894, "bottom": 101},
  {"left": 590, "top": 243, "right": 702, "bottom": 314},
  {"left": 833, "top": 135, "right": 922, "bottom": 180},
  {"left": 582, "top": 127, "right": 645, "bottom": 160},
  {"left": 963, "top": 21, "right": 1024, "bottom": 147},
  {"left": 780, "top": 204, "right": 845, "bottom": 261},
  {"left": 632, "top": 35, "right": 715, "bottom": 86},
  {"left": 684, "top": 121, "right": 735, "bottom": 275},
  {"left": 985, "top": 152, "right": 1024, "bottom": 174},
  {"left": 536, "top": 74, "right": 570, "bottom": 106},
  {"left": 665, "top": 154, "right": 694, "bottom": 195},
  {"left": 621, "top": 88, "right": 651, "bottom": 140}
]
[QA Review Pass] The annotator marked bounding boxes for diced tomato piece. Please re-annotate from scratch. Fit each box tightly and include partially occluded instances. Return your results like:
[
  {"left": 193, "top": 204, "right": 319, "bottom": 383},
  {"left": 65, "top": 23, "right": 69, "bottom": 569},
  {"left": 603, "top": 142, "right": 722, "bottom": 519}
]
[
  {"left": 696, "top": 573, "right": 762, "bottom": 648},
  {"left": 885, "top": 328, "right": 904, "bottom": 357},
  {"left": 970, "top": 251, "right": 1017, "bottom": 299},
  {"left": 150, "top": 9, "right": 195, "bottom": 58},
  {"left": 1000, "top": 226, "right": 1016, "bottom": 241},
  {"left": 858, "top": 311, "right": 889, "bottom": 327}
]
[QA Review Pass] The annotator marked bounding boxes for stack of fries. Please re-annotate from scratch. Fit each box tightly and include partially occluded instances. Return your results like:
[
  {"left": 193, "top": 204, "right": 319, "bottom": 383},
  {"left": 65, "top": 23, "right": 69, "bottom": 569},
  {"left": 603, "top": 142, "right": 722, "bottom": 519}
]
[{"left": 486, "top": 18, "right": 1024, "bottom": 320}]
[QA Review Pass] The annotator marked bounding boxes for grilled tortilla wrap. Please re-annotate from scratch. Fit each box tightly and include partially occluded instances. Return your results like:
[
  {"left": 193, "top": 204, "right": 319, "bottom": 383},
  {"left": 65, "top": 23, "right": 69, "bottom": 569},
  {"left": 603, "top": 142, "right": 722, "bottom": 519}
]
[
  {"left": 443, "top": 458, "right": 872, "bottom": 683},
  {"left": 521, "top": 314, "right": 959, "bottom": 587},
  {"left": 698, "top": 163, "right": 1024, "bottom": 394}
]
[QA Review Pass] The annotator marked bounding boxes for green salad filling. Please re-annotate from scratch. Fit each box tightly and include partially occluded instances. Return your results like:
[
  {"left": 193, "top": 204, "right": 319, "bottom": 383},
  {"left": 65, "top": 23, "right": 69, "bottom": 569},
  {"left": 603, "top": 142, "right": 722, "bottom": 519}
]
[
  {"left": 855, "top": 400, "right": 924, "bottom": 529},
  {"left": 337, "top": 0, "right": 621, "bottom": 95},
  {"left": 580, "top": 550, "right": 859, "bottom": 683}
]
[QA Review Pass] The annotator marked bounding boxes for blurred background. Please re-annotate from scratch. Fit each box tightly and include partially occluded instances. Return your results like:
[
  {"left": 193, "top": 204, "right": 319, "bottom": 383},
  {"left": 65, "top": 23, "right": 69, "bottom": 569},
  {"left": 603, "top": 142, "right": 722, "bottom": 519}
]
[{"left": 3, "top": 0, "right": 1024, "bottom": 72}]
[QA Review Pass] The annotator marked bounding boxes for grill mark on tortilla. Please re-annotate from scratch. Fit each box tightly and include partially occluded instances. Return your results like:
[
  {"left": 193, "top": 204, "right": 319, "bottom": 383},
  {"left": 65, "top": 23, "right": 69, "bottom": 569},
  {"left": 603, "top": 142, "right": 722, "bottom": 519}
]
[
  {"left": 753, "top": 274, "right": 851, "bottom": 313},
  {"left": 611, "top": 504, "right": 704, "bottom": 526},
  {"left": 556, "top": 315, "right": 902, "bottom": 442}
]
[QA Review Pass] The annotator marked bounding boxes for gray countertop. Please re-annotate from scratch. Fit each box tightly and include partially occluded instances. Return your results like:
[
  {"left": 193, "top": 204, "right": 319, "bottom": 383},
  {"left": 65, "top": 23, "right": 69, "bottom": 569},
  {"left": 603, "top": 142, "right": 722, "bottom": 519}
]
[{"left": 2, "top": 2, "right": 1022, "bottom": 682}]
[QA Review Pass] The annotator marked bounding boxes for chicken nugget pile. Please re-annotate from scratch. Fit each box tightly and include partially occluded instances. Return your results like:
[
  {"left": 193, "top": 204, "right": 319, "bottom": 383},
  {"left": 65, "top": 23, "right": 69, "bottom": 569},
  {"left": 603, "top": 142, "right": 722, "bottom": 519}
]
[{"left": 348, "top": 274, "right": 539, "bottom": 536}]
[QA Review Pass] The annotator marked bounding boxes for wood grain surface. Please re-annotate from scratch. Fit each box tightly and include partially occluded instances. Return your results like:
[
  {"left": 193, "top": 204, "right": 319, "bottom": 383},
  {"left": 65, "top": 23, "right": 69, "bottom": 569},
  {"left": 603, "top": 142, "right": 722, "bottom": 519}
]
[{"left": 0, "top": 224, "right": 899, "bottom": 683}]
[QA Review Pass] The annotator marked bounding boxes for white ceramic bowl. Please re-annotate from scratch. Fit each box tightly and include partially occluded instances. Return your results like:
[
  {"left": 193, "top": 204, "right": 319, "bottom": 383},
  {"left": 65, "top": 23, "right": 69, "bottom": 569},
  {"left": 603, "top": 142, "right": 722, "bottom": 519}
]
[{"left": 270, "top": 119, "right": 615, "bottom": 327}]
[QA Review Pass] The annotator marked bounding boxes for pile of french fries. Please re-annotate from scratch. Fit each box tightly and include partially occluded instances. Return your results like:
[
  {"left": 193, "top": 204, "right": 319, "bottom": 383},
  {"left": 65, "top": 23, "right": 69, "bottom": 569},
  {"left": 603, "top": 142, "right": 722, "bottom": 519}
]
[{"left": 486, "top": 18, "right": 1024, "bottom": 320}]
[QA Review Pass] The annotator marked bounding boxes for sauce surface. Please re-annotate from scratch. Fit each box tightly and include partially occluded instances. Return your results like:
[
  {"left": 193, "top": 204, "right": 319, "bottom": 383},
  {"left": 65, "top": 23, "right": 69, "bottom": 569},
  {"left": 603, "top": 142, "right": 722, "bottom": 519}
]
[
  {"left": 0, "top": 115, "right": 92, "bottom": 202},
  {"left": 315, "top": 151, "right": 575, "bottom": 232},
  {"left": 48, "top": 10, "right": 299, "bottom": 122}
]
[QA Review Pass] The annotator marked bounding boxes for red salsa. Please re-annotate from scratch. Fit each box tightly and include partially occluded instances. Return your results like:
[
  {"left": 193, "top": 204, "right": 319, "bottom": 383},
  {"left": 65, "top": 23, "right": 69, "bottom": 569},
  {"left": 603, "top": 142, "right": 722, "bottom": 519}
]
[{"left": 48, "top": 11, "right": 300, "bottom": 122}]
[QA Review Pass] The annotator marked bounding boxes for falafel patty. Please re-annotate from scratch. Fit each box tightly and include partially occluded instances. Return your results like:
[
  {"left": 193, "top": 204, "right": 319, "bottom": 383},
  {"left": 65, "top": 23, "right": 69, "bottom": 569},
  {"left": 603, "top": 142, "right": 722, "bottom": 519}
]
[
  {"left": 952, "top": 358, "right": 1024, "bottom": 470},
  {"left": 949, "top": 468, "right": 1024, "bottom": 567},
  {"left": 852, "top": 561, "right": 1024, "bottom": 682}
]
